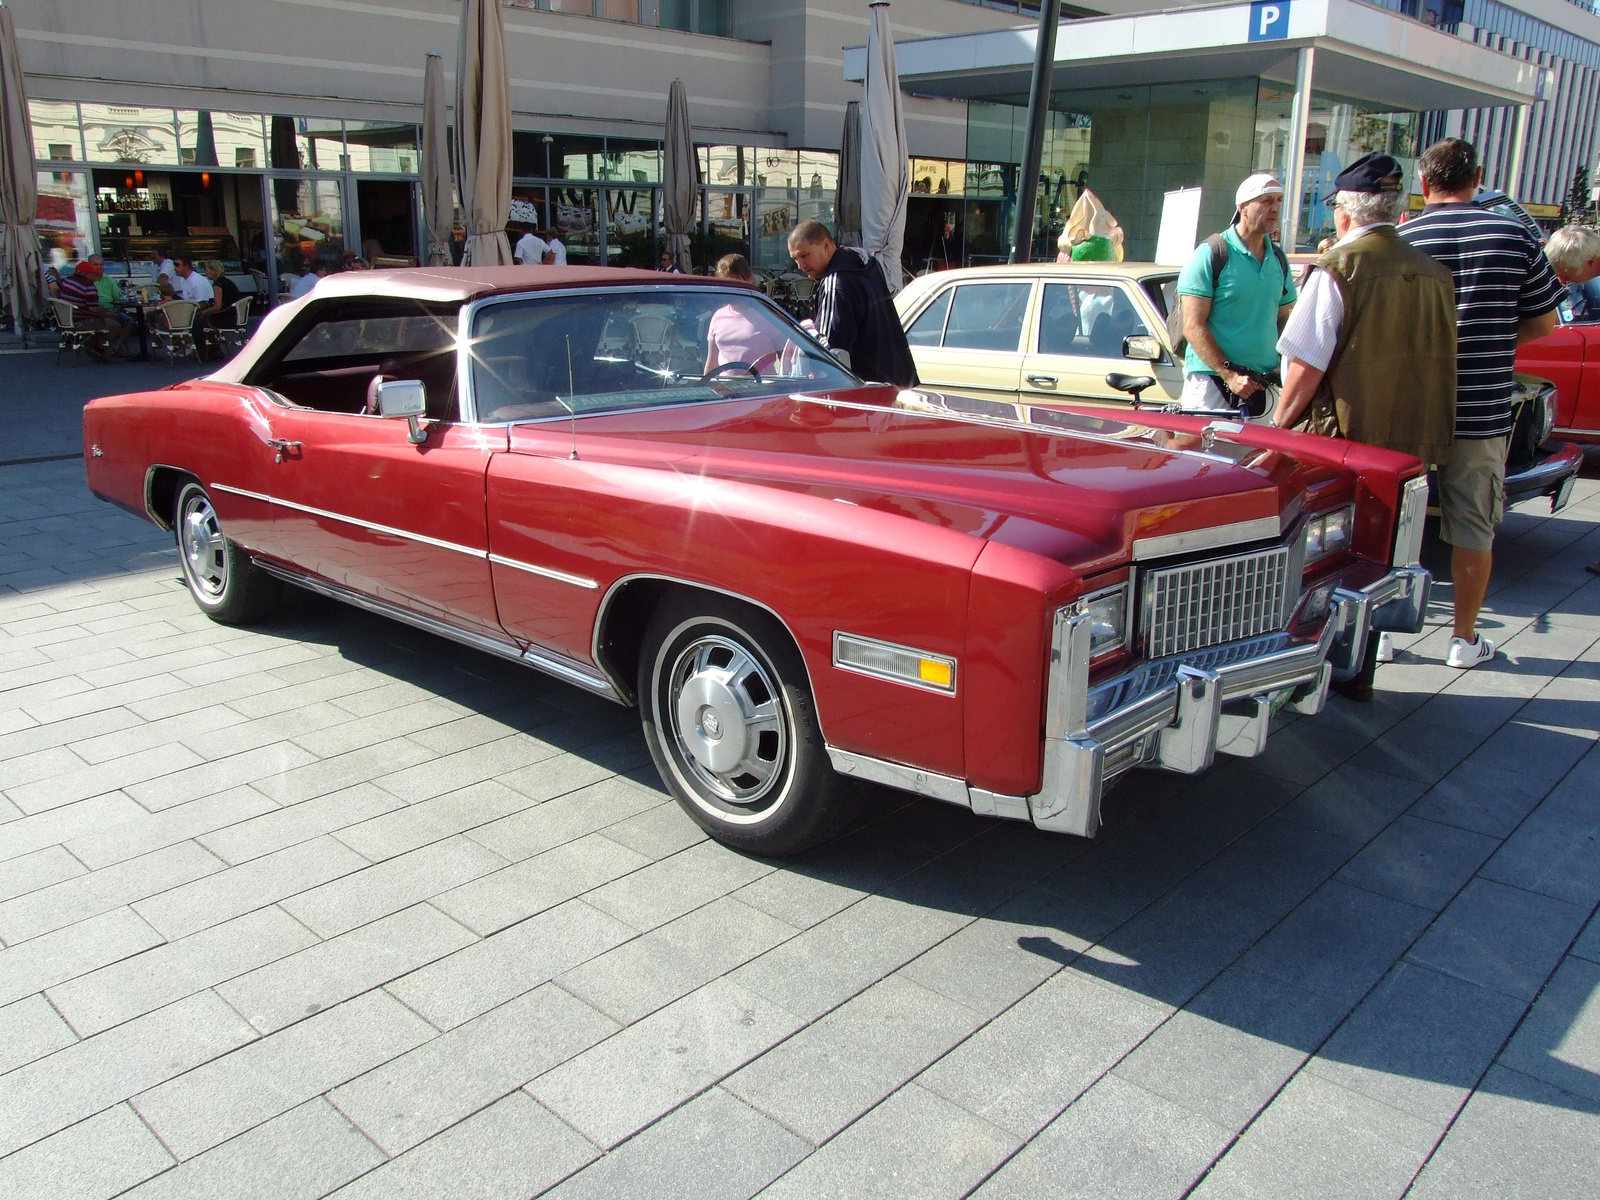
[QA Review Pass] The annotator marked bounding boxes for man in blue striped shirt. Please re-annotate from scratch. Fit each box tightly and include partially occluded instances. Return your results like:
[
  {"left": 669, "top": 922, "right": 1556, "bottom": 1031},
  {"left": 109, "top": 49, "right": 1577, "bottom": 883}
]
[{"left": 1400, "top": 138, "right": 1564, "bottom": 670}]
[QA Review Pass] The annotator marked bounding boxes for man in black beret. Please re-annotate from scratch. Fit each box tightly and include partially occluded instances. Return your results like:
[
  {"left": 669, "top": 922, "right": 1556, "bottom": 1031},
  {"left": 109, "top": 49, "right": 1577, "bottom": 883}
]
[{"left": 1273, "top": 151, "right": 1459, "bottom": 700}]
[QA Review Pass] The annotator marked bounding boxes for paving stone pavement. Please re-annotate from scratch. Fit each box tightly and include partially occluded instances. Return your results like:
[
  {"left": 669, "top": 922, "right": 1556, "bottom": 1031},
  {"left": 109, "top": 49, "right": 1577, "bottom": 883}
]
[{"left": 1, "top": 384, "right": 1598, "bottom": 1196}]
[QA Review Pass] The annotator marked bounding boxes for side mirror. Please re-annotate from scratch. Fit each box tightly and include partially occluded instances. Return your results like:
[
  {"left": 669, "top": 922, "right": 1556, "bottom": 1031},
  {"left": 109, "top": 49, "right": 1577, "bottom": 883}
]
[
  {"left": 375, "top": 378, "right": 428, "bottom": 444},
  {"left": 1122, "top": 334, "right": 1163, "bottom": 362}
]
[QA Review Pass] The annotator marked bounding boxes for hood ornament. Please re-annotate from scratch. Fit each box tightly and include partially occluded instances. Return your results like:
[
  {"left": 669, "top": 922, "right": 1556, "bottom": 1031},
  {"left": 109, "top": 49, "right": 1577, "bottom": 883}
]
[{"left": 1200, "top": 420, "right": 1244, "bottom": 452}]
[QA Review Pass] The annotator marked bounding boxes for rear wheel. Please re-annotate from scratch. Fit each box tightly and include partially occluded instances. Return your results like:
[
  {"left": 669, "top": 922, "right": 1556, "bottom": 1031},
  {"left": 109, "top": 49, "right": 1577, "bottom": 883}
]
[
  {"left": 638, "top": 594, "right": 857, "bottom": 856},
  {"left": 174, "top": 481, "right": 280, "bottom": 624}
]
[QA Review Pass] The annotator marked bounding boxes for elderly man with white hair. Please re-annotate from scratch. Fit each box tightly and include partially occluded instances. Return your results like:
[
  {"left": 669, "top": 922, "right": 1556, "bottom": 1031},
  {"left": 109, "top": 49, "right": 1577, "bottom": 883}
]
[
  {"left": 1273, "top": 152, "right": 1459, "bottom": 699},
  {"left": 1545, "top": 224, "right": 1600, "bottom": 286}
]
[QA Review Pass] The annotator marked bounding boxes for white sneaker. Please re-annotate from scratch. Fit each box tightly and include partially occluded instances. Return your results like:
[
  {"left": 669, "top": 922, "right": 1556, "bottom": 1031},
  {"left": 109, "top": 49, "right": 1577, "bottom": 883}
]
[
  {"left": 1375, "top": 632, "right": 1395, "bottom": 663},
  {"left": 1446, "top": 634, "right": 1495, "bottom": 670}
]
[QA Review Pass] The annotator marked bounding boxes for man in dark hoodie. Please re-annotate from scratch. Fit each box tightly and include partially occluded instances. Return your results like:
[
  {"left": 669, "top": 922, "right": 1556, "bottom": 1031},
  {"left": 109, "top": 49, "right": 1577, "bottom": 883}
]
[{"left": 787, "top": 220, "right": 917, "bottom": 387}]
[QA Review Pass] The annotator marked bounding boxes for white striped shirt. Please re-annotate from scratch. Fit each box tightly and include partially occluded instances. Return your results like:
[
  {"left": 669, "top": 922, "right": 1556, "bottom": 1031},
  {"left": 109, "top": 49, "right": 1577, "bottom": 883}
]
[{"left": 1399, "top": 203, "right": 1565, "bottom": 439}]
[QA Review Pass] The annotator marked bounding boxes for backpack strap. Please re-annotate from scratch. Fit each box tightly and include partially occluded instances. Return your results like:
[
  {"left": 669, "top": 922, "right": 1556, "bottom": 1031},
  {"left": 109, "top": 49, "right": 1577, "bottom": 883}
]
[{"left": 1206, "top": 232, "right": 1229, "bottom": 283}]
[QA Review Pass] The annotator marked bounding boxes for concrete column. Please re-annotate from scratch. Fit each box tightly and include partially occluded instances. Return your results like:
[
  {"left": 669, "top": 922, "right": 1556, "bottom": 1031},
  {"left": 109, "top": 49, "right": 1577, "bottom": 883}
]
[
  {"left": 1507, "top": 102, "right": 1531, "bottom": 200},
  {"left": 1281, "top": 46, "right": 1315, "bottom": 254}
]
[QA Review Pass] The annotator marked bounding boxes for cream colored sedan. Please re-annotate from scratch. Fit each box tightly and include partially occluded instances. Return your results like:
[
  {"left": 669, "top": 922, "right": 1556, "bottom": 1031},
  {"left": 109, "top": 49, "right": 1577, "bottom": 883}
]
[{"left": 895, "top": 262, "right": 1184, "bottom": 410}]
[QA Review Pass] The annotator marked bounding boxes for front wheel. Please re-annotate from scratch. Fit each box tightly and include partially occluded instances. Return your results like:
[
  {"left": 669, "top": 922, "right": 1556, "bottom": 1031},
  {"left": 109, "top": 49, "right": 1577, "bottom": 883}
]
[
  {"left": 174, "top": 481, "right": 280, "bottom": 624},
  {"left": 638, "top": 594, "right": 858, "bottom": 856}
]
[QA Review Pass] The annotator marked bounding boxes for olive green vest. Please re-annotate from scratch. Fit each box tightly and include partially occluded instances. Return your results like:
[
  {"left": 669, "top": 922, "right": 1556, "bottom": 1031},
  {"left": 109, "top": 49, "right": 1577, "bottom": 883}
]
[{"left": 1308, "top": 225, "right": 1457, "bottom": 466}]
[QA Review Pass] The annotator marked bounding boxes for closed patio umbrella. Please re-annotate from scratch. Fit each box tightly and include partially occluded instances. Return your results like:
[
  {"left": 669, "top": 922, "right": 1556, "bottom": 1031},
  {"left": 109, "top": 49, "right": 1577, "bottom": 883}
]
[
  {"left": 0, "top": 1, "right": 43, "bottom": 337},
  {"left": 663, "top": 79, "right": 696, "bottom": 274},
  {"left": 860, "top": 2, "right": 908, "bottom": 294},
  {"left": 193, "top": 111, "right": 219, "bottom": 168},
  {"left": 835, "top": 100, "right": 862, "bottom": 248},
  {"left": 454, "top": 0, "right": 512, "bottom": 266},
  {"left": 421, "top": 52, "right": 453, "bottom": 266}
]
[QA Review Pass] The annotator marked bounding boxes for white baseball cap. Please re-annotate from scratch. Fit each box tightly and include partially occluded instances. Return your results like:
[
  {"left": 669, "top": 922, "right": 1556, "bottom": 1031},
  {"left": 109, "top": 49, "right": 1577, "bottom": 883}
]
[{"left": 1236, "top": 173, "right": 1285, "bottom": 207}]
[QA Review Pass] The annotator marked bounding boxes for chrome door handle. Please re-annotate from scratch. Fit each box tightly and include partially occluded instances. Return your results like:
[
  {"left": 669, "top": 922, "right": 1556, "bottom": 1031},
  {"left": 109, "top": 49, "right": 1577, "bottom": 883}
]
[
  {"left": 266, "top": 438, "right": 301, "bottom": 463},
  {"left": 1026, "top": 375, "right": 1058, "bottom": 389}
]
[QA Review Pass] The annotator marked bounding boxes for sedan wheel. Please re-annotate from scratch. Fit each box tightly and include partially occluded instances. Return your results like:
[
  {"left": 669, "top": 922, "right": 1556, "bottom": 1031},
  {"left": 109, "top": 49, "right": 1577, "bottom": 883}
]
[
  {"left": 639, "top": 595, "right": 858, "bottom": 856},
  {"left": 174, "top": 481, "right": 280, "bottom": 624}
]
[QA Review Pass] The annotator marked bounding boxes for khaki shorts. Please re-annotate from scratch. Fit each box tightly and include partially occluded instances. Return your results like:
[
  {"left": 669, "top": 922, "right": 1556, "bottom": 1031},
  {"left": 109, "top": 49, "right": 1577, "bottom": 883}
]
[{"left": 1438, "top": 435, "right": 1508, "bottom": 552}]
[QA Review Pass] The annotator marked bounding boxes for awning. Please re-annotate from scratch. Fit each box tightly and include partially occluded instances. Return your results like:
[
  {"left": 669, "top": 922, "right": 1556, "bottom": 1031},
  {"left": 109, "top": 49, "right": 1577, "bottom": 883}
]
[{"left": 843, "top": 0, "right": 1549, "bottom": 113}]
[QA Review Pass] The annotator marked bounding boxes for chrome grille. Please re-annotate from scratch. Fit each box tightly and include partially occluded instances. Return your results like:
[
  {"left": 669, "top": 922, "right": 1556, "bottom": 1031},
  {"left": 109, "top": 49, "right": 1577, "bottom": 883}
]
[{"left": 1141, "top": 546, "right": 1292, "bottom": 658}]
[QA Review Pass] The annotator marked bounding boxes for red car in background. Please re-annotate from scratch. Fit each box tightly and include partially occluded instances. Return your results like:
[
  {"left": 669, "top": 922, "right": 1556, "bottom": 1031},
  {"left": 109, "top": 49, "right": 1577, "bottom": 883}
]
[{"left": 1518, "top": 279, "right": 1600, "bottom": 445}]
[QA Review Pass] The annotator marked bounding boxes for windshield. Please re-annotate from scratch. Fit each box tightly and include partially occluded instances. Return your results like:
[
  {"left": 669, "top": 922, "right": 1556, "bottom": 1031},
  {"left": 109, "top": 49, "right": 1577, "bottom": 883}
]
[{"left": 467, "top": 288, "right": 856, "bottom": 422}]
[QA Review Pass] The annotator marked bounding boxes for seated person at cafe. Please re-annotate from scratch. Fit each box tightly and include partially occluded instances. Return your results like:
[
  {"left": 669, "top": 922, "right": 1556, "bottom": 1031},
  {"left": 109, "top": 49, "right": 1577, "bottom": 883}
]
[
  {"left": 90, "top": 254, "right": 138, "bottom": 344},
  {"left": 153, "top": 245, "right": 177, "bottom": 298},
  {"left": 172, "top": 257, "right": 215, "bottom": 307},
  {"left": 59, "top": 258, "right": 132, "bottom": 361},
  {"left": 201, "top": 261, "right": 242, "bottom": 324},
  {"left": 290, "top": 260, "right": 328, "bottom": 299}
]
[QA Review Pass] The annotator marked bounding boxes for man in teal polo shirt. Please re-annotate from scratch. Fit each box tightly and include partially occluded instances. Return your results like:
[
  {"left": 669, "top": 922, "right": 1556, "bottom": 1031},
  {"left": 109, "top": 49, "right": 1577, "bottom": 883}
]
[{"left": 1177, "top": 173, "right": 1297, "bottom": 414}]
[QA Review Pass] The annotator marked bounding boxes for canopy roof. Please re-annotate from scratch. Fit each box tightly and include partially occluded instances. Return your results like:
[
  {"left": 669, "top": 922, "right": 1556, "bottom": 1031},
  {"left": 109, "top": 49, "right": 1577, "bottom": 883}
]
[{"left": 843, "top": 0, "right": 1549, "bottom": 113}]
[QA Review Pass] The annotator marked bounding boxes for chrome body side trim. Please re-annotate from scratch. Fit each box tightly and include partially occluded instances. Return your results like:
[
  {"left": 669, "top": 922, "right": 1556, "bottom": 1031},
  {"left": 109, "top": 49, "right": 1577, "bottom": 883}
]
[
  {"left": 209, "top": 488, "right": 598, "bottom": 590},
  {"left": 487, "top": 553, "right": 599, "bottom": 590},
  {"left": 827, "top": 748, "right": 970, "bottom": 806},
  {"left": 253, "top": 558, "right": 623, "bottom": 702},
  {"left": 1130, "top": 515, "right": 1283, "bottom": 561},
  {"left": 210, "top": 483, "right": 485, "bottom": 559}
]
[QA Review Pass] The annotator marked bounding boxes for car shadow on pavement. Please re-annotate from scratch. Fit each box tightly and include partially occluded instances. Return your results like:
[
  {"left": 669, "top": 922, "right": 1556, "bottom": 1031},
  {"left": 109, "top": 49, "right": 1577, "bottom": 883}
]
[{"left": 5, "top": 452, "right": 1599, "bottom": 1155}]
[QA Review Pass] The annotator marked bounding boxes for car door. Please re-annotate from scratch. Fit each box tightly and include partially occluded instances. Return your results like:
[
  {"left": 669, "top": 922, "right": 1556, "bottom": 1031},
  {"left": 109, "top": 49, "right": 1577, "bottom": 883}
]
[
  {"left": 1019, "top": 278, "right": 1183, "bottom": 409},
  {"left": 245, "top": 300, "right": 508, "bottom": 639},
  {"left": 903, "top": 279, "right": 1031, "bottom": 401}
]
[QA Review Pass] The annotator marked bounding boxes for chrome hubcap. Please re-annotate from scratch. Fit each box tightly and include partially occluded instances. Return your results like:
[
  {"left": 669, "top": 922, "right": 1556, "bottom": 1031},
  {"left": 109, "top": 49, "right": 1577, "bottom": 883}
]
[
  {"left": 180, "top": 494, "right": 227, "bottom": 598},
  {"left": 668, "top": 634, "right": 786, "bottom": 804}
]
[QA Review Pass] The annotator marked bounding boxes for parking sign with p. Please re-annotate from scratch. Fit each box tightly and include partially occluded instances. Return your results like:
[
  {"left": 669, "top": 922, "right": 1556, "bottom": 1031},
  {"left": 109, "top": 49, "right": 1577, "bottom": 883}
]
[{"left": 1249, "top": 0, "right": 1290, "bottom": 40}]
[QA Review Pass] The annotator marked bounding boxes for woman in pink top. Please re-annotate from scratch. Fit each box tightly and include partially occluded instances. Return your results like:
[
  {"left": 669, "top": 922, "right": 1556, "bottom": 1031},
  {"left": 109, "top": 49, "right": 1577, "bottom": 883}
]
[{"left": 704, "top": 254, "right": 782, "bottom": 373}]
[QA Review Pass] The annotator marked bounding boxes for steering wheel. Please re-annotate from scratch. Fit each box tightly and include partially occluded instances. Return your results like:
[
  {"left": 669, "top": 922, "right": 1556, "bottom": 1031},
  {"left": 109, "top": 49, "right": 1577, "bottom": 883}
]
[{"left": 701, "top": 360, "right": 763, "bottom": 383}]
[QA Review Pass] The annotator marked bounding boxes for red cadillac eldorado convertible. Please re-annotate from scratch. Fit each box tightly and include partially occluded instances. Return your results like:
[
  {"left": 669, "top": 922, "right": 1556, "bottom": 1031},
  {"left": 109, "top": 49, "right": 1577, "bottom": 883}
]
[{"left": 84, "top": 267, "right": 1431, "bottom": 855}]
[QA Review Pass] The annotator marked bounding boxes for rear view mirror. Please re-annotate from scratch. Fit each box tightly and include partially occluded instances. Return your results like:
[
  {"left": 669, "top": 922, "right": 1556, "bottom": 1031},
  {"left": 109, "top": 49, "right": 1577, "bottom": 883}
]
[
  {"left": 375, "top": 379, "right": 428, "bottom": 444},
  {"left": 830, "top": 348, "right": 852, "bottom": 371},
  {"left": 1122, "top": 334, "right": 1163, "bottom": 362}
]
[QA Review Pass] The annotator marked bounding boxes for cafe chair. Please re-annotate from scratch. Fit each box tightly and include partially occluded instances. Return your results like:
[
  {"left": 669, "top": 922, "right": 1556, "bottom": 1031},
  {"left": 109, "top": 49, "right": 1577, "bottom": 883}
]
[
  {"left": 205, "top": 297, "right": 253, "bottom": 360},
  {"left": 630, "top": 314, "right": 674, "bottom": 368},
  {"left": 50, "top": 299, "right": 98, "bottom": 367},
  {"left": 151, "top": 300, "right": 200, "bottom": 366}
]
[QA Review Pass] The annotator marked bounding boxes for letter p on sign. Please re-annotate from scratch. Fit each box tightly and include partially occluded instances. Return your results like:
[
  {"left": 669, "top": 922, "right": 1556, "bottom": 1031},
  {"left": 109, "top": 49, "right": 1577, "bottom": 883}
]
[{"left": 1249, "top": 0, "right": 1290, "bottom": 40}]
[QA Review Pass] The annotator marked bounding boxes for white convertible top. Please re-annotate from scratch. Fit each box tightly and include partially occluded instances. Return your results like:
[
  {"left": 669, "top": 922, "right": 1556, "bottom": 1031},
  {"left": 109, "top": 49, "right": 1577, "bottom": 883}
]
[{"left": 209, "top": 266, "right": 717, "bottom": 383}]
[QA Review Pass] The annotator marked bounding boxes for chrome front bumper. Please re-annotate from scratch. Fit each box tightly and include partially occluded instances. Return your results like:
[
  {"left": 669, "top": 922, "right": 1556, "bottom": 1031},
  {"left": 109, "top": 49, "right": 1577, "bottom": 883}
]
[
  {"left": 826, "top": 564, "right": 1431, "bottom": 840},
  {"left": 1027, "top": 563, "right": 1430, "bottom": 837}
]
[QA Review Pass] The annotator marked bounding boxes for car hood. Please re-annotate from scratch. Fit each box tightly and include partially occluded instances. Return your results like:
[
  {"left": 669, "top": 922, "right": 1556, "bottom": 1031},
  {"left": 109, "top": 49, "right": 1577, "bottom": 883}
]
[{"left": 507, "top": 386, "right": 1338, "bottom": 572}]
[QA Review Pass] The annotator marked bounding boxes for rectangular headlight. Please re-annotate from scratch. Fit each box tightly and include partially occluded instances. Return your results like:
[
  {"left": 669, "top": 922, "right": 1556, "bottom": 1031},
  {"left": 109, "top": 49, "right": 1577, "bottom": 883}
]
[
  {"left": 1302, "top": 504, "right": 1355, "bottom": 567},
  {"left": 833, "top": 632, "right": 956, "bottom": 694},
  {"left": 1072, "top": 583, "right": 1128, "bottom": 657},
  {"left": 1393, "top": 475, "right": 1428, "bottom": 567}
]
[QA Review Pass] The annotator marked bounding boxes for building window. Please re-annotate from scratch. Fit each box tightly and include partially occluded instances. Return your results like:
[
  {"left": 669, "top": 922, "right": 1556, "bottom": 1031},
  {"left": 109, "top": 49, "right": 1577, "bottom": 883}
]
[
  {"left": 236, "top": 149, "right": 257, "bottom": 168},
  {"left": 48, "top": 143, "right": 73, "bottom": 161}
]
